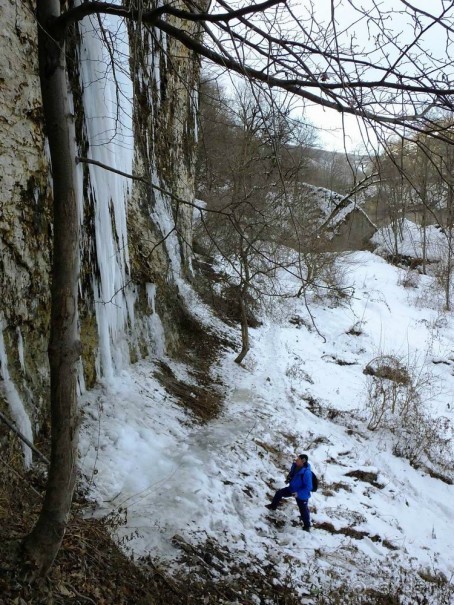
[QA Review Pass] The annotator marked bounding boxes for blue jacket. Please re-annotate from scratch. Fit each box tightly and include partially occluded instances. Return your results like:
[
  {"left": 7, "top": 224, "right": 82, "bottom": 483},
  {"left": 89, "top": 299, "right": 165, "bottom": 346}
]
[{"left": 288, "top": 462, "right": 312, "bottom": 500}]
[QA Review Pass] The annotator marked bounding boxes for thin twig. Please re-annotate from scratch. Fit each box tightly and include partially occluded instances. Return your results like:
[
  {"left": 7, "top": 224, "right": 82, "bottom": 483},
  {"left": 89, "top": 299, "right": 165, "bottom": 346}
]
[
  {"left": 76, "top": 156, "right": 213, "bottom": 213},
  {"left": 0, "top": 410, "right": 49, "bottom": 465},
  {"left": 67, "top": 584, "right": 97, "bottom": 604}
]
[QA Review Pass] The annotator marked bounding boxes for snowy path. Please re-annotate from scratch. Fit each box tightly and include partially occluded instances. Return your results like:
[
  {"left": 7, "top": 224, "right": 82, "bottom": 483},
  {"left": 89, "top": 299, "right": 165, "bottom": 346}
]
[{"left": 79, "top": 251, "right": 454, "bottom": 589}]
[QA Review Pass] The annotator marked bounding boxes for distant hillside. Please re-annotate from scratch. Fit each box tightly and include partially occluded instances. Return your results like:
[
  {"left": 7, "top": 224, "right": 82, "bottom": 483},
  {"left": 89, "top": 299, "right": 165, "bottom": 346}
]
[{"left": 302, "top": 146, "right": 368, "bottom": 194}]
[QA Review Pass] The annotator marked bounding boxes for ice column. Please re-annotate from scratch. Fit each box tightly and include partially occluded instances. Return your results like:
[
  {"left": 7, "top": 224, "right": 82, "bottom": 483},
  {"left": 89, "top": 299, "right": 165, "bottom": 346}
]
[{"left": 0, "top": 319, "right": 33, "bottom": 467}]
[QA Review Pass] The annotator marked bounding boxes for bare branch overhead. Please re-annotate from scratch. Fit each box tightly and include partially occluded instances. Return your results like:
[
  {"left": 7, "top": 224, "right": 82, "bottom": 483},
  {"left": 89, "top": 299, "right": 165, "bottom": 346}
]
[{"left": 47, "top": 0, "right": 454, "bottom": 138}]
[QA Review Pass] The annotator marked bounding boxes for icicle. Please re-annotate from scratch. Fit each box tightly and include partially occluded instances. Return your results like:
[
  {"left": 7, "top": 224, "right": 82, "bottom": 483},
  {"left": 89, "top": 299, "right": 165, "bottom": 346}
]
[
  {"left": 78, "top": 13, "right": 134, "bottom": 378},
  {"left": 16, "top": 327, "right": 25, "bottom": 373},
  {"left": 146, "top": 283, "right": 166, "bottom": 357},
  {"left": 76, "top": 359, "right": 86, "bottom": 397},
  {"left": 149, "top": 165, "right": 183, "bottom": 280},
  {"left": 0, "top": 319, "right": 33, "bottom": 468},
  {"left": 192, "top": 88, "right": 199, "bottom": 144}
]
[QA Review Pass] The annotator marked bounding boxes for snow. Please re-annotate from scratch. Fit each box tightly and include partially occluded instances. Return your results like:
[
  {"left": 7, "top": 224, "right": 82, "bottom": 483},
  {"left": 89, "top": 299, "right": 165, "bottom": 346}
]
[
  {"left": 297, "top": 183, "right": 369, "bottom": 231},
  {"left": 79, "top": 250, "right": 454, "bottom": 597},
  {"left": 372, "top": 218, "right": 448, "bottom": 261},
  {"left": 28, "top": 9, "right": 451, "bottom": 595}
]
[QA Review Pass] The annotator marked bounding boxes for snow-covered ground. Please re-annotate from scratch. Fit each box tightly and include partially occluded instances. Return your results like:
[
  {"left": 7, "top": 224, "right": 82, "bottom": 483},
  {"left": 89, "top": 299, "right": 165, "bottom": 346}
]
[
  {"left": 79, "top": 248, "right": 454, "bottom": 601},
  {"left": 372, "top": 218, "right": 451, "bottom": 262}
]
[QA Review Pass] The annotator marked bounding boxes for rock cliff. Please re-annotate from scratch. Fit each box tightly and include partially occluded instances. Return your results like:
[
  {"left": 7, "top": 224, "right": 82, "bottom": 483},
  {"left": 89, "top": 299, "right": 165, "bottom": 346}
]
[{"left": 0, "top": 0, "right": 201, "bottom": 458}]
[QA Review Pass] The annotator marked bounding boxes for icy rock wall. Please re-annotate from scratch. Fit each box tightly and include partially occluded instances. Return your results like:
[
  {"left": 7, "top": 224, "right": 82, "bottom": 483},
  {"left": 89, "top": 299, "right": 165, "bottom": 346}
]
[
  {"left": 0, "top": 0, "right": 202, "bottom": 451},
  {"left": 126, "top": 6, "right": 201, "bottom": 354},
  {"left": 0, "top": 0, "right": 52, "bottom": 438}
]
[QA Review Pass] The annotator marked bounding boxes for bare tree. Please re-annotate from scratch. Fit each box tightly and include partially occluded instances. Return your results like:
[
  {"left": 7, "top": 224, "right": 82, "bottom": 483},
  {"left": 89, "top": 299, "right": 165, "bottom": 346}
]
[
  {"left": 22, "top": 0, "right": 81, "bottom": 578},
  {"left": 430, "top": 124, "right": 454, "bottom": 309},
  {"left": 370, "top": 118, "right": 454, "bottom": 300},
  {"left": 23, "top": 0, "right": 454, "bottom": 577},
  {"left": 197, "top": 84, "right": 295, "bottom": 362},
  {"left": 196, "top": 81, "right": 322, "bottom": 363},
  {"left": 372, "top": 140, "right": 411, "bottom": 255}
]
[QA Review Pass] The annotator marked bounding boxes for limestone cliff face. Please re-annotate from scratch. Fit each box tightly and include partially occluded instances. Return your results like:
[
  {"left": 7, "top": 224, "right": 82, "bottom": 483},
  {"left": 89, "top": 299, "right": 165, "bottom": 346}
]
[
  {"left": 126, "top": 12, "right": 200, "bottom": 355},
  {"left": 0, "top": 1, "right": 201, "bottom": 446},
  {"left": 0, "top": 0, "right": 52, "bottom": 424}
]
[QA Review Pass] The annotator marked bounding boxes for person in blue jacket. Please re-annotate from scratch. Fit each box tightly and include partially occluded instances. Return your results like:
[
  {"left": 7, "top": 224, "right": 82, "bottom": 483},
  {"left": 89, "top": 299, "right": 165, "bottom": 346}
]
[{"left": 265, "top": 453, "right": 312, "bottom": 531}]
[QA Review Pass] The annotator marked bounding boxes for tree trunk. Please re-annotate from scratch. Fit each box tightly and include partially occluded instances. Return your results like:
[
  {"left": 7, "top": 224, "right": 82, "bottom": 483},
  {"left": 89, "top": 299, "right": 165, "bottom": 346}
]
[
  {"left": 22, "top": 0, "right": 81, "bottom": 578},
  {"left": 234, "top": 242, "right": 251, "bottom": 365},
  {"left": 420, "top": 156, "right": 428, "bottom": 275},
  {"left": 234, "top": 295, "right": 249, "bottom": 364},
  {"left": 445, "top": 189, "right": 453, "bottom": 311}
]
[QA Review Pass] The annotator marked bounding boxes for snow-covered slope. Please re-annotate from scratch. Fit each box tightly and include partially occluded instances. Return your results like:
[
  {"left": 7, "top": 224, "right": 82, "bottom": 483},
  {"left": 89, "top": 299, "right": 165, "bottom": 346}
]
[{"left": 79, "top": 250, "right": 454, "bottom": 602}]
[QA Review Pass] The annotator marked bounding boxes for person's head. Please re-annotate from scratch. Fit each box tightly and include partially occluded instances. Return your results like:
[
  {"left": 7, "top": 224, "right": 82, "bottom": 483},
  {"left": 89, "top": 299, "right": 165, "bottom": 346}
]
[{"left": 294, "top": 454, "right": 308, "bottom": 468}]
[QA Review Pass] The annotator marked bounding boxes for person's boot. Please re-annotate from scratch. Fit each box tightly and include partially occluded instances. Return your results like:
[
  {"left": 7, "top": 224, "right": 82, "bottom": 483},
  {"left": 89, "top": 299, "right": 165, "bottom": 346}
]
[
  {"left": 302, "top": 526, "right": 310, "bottom": 532},
  {"left": 265, "top": 503, "right": 278, "bottom": 511}
]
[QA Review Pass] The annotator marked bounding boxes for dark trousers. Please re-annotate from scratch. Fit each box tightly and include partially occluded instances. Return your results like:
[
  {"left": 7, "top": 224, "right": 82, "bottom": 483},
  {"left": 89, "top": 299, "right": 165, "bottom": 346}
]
[
  {"left": 270, "top": 488, "right": 311, "bottom": 529},
  {"left": 296, "top": 498, "right": 311, "bottom": 529},
  {"left": 270, "top": 486, "right": 293, "bottom": 508}
]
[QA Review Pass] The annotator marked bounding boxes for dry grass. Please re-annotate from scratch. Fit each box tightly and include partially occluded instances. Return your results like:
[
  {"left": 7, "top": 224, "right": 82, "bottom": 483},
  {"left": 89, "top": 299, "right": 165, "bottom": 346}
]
[
  {"left": 153, "top": 360, "right": 222, "bottom": 421},
  {"left": 363, "top": 355, "right": 410, "bottom": 385}
]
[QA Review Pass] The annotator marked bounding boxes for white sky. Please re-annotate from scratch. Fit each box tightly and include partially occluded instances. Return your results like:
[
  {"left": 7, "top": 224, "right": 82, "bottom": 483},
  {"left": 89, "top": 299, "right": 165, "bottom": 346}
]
[
  {"left": 277, "top": 0, "right": 454, "bottom": 152},
  {"left": 304, "top": 105, "right": 374, "bottom": 152}
]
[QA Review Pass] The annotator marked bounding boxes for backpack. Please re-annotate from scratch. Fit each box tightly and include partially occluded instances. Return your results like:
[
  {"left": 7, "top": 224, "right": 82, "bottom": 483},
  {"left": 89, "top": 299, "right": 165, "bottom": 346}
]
[{"left": 311, "top": 471, "right": 319, "bottom": 492}]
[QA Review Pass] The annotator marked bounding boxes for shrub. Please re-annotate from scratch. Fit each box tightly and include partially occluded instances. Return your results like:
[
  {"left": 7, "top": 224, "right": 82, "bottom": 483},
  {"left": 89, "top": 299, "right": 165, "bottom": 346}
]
[
  {"left": 364, "top": 354, "right": 453, "bottom": 478},
  {"left": 398, "top": 266, "right": 421, "bottom": 289}
]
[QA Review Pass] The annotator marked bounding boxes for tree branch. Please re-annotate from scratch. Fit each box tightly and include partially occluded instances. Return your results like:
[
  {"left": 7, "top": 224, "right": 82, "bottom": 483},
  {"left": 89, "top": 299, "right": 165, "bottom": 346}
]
[
  {"left": 43, "top": 0, "right": 454, "bottom": 137},
  {"left": 0, "top": 410, "right": 50, "bottom": 465},
  {"left": 76, "top": 156, "right": 225, "bottom": 214},
  {"left": 53, "top": 0, "right": 285, "bottom": 35},
  {"left": 152, "top": 18, "right": 451, "bottom": 130}
]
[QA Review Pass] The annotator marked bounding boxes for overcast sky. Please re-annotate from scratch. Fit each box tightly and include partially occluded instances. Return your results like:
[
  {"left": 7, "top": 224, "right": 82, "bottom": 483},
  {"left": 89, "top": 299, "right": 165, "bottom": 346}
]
[
  {"left": 208, "top": 0, "right": 453, "bottom": 154},
  {"left": 295, "top": 0, "right": 453, "bottom": 152},
  {"left": 304, "top": 106, "right": 372, "bottom": 153},
  {"left": 300, "top": 0, "right": 452, "bottom": 151}
]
